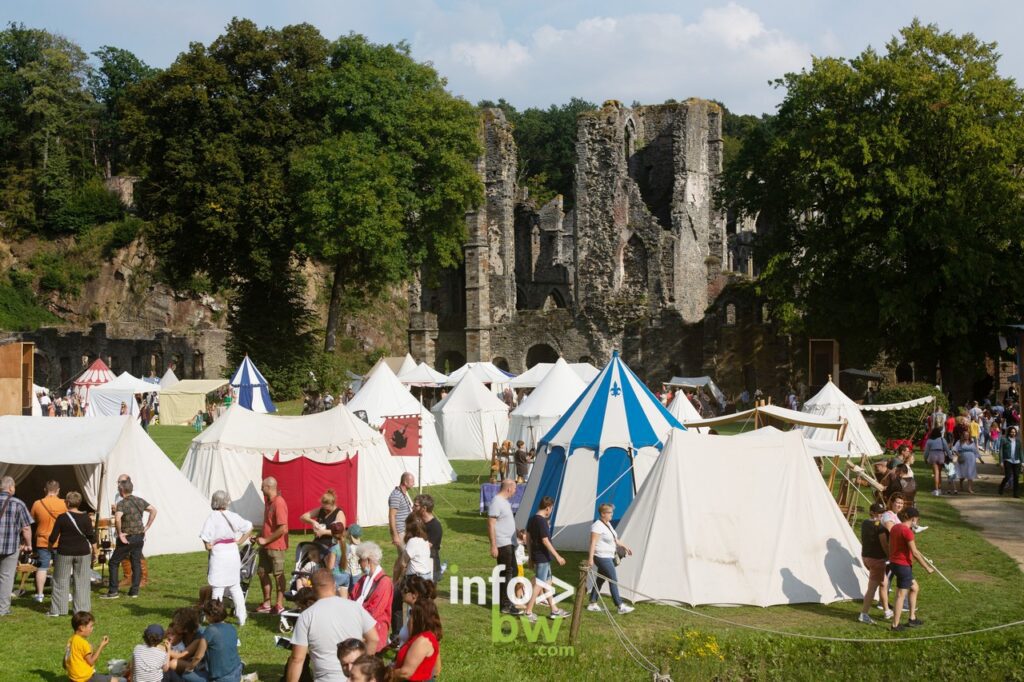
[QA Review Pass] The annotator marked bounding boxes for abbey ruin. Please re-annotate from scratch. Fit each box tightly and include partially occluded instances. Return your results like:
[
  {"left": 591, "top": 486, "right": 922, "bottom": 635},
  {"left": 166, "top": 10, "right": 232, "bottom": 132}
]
[{"left": 409, "top": 99, "right": 793, "bottom": 395}]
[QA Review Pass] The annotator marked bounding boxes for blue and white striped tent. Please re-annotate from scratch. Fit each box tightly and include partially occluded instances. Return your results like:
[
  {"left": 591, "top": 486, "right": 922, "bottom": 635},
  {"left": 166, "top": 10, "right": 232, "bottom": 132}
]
[
  {"left": 514, "top": 351, "right": 683, "bottom": 550},
  {"left": 230, "top": 356, "right": 276, "bottom": 413}
]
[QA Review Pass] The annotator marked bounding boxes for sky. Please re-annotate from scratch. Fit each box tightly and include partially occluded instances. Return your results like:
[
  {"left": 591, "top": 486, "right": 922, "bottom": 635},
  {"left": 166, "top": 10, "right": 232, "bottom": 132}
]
[{"left": 5, "top": 1, "right": 1024, "bottom": 115}]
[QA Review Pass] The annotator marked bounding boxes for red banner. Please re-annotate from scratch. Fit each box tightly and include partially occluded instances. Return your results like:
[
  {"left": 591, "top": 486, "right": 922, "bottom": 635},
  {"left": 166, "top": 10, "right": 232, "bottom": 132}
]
[{"left": 382, "top": 414, "right": 421, "bottom": 457}]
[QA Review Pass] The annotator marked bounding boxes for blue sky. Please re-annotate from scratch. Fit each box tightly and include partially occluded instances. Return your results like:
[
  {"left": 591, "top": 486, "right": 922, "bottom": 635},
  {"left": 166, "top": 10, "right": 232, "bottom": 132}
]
[{"left": 5, "top": 1, "right": 1024, "bottom": 114}]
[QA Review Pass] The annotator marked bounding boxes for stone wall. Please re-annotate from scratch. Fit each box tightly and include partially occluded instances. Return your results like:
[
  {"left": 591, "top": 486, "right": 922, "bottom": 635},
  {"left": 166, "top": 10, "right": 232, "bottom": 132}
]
[{"left": 18, "top": 322, "right": 228, "bottom": 390}]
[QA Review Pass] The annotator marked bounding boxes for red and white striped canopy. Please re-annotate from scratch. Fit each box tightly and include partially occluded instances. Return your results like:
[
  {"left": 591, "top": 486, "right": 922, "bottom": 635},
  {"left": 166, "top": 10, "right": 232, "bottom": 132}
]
[{"left": 74, "top": 358, "right": 115, "bottom": 387}]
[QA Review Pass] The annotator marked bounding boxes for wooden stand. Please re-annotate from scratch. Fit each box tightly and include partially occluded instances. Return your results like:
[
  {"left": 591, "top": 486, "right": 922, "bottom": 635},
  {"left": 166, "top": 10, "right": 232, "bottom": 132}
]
[{"left": 569, "top": 560, "right": 590, "bottom": 645}]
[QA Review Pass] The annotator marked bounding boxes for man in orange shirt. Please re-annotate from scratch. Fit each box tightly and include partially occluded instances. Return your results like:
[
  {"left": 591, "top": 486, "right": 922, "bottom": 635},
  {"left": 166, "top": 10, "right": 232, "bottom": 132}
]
[
  {"left": 256, "top": 477, "right": 289, "bottom": 615},
  {"left": 30, "top": 480, "right": 67, "bottom": 603}
]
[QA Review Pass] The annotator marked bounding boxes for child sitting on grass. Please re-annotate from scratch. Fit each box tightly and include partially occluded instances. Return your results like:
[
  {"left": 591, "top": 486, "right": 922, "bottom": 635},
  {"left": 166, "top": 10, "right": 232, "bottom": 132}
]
[
  {"left": 128, "top": 624, "right": 170, "bottom": 682},
  {"left": 64, "top": 611, "right": 125, "bottom": 682}
]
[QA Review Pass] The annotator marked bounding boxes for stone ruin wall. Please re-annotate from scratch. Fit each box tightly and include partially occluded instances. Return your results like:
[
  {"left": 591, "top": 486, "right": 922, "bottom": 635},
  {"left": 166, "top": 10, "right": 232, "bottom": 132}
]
[{"left": 409, "top": 99, "right": 796, "bottom": 393}]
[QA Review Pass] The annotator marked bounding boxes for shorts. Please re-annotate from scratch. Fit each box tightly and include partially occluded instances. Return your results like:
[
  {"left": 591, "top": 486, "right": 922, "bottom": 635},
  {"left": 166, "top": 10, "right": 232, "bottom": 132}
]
[
  {"left": 333, "top": 571, "right": 352, "bottom": 589},
  {"left": 534, "top": 561, "right": 552, "bottom": 584},
  {"left": 35, "top": 548, "right": 53, "bottom": 570},
  {"left": 861, "top": 557, "right": 886, "bottom": 582},
  {"left": 890, "top": 563, "right": 914, "bottom": 589},
  {"left": 258, "top": 548, "right": 286, "bottom": 576}
]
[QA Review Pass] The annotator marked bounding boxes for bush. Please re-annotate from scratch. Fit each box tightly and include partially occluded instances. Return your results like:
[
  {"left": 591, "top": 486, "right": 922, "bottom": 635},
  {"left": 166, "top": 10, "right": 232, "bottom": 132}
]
[
  {"left": 871, "top": 382, "right": 948, "bottom": 442},
  {"left": 29, "top": 251, "right": 95, "bottom": 296},
  {"left": 50, "top": 178, "right": 124, "bottom": 234}
]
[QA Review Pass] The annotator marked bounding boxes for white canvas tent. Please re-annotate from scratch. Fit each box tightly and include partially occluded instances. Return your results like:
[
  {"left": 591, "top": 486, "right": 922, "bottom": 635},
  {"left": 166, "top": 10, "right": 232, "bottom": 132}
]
[
  {"left": 431, "top": 374, "right": 511, "bottom": 459},
  {"left": 347, "top": 363, "right": 456, "bottom": 485},
  {"left": 182, "top": 405, "right": 404, "bottom": 527},
  {"left": 665, "top": 375, "right": 727, "bottom": 408},
  {"left": 0, "top": 416, "right": 209, "bottom": 555},
  {"left": 159, "top": 368, "right": 180, "bottom": 389},
  {"left": 87, "top": 371, "right": 158, "bottom": 417},
  {"left": 398, "top": 362, "right": 448, "bottom": 386},
  {"left": 667, "top": 391, "right": 705, "bottom": 433},
  {"left": 800, "top": 380, "right": 883, "bottom": 456},
  {"left": 614, "top": 428, "right": 868, "bottom": 607},
  {"left": 444, "top": 362, "right": 513, "bottom": 390},
  {"left": 159, "top": 379, "right": 229, "bottom": 426},
  {"left": 508, "top": 358, "right": 586, "bottom": 448},
  {"left": 508, "top": 361, "right": 600, "bottom": 389}
]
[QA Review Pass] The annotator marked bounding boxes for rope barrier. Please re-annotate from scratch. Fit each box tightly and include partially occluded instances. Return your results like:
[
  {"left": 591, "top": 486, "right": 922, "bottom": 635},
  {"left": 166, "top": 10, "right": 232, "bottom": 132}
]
[
  {"left": 587, "top": 568, "right": 661, "bottom": 675},
  {"left": 589, "top": 567, "right": 1024, "bottom": 644}
]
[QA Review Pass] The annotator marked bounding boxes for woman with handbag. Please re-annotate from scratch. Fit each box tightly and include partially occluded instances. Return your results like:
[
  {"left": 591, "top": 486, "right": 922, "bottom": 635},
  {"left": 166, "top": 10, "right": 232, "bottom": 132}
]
[
  {"left": 585, "top": 504, "right": 634, "bottom": 615},
  {"left": 199, "top": 490, "right": 253, "bottom": 626},
  {"left": 47, "top": 490, "right": 95, "bottom": 616}
]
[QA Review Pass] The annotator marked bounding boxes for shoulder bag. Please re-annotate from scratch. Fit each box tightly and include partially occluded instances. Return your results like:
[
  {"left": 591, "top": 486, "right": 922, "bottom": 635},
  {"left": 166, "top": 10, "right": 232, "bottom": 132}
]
[{"left": 601, "top": 520, "right": 627, "bottom": 566}]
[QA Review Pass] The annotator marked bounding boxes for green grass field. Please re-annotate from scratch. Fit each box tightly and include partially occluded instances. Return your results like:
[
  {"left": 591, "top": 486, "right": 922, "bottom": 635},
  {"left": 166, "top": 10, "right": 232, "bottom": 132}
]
[{"left": 8, "top": 420, "right": 1024, "bottom": 680}]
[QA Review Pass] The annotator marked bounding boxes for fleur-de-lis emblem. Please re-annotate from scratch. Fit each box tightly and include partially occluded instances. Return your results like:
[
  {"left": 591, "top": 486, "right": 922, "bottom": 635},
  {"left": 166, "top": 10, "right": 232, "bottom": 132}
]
[{"left": 610, "top": 382, "right": 622, "bottom": 397}]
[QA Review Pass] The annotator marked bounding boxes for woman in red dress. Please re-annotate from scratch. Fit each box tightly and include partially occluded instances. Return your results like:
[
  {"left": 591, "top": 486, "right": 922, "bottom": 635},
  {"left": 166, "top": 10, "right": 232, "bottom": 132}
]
[{"left": 392, "top": 580, "right": 441, "bottom": 681}]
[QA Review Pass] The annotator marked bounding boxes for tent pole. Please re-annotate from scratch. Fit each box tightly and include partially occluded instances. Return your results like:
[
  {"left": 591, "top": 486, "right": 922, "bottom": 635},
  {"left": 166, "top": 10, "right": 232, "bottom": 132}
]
[
  {"left": 628, "top": 447, "right": 637, "bottom": 497},
  {"left": 417, "top": 396, "right": 424, "bottom": 495}
]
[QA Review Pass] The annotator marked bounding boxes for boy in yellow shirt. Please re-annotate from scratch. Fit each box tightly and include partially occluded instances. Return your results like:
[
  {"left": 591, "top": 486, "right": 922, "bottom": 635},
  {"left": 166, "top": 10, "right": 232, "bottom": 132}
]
[{"left": 64, "top": 611, "right": 125, "bottom": 682}]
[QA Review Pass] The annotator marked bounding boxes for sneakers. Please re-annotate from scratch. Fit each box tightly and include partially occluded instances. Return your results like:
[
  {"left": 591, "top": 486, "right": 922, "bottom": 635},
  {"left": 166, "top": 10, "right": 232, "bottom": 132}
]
[
  {"left": 883, "top": 609, "right": 894, "bottom": 620},
  {"left": 586, "top": 602, "right": 601, "bottom": 612},
  {"left": 549, "top": 608, "right": 570, "bottom": 619},
  {"left": 255, "top": 603, "right": 273, "bottom": 614},
  {"left": 890, "top": 624, "right": 908, "bottom": 632},
  {"left": 500, "top": 606, "right": 524, "bottom": 616},
  {"left": 32, "top": 594, "right": 44, "bottom": 603},
  {"left": 45, "top": 612, "right": 62, "bottom": 618},
  {"left": 913, "top": 525, "right": 929, "bottom": 533},
  {"left": 100, "top": 592, "right": 119, "bottom": 600},
  {"left": 524, "top": 611, "right": 538, "bottom": 623},
  {"left": 128, "top": 593, "right": 139, "bottom": 599},
  {"left": 617, "top": 604, "right": 634, "bottom": 615},
  {"left": 857, "top": 613, "right": 875, "bottom": 625},
  {"left": 907, "top": 618, "right": 925, "bottom": 627},
  {"left": 932, "top": 489, "right": 942, "bottom": 496}
]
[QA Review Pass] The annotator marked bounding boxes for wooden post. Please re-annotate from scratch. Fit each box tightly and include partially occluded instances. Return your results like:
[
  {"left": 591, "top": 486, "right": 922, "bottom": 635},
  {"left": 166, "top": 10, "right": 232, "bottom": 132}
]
[{"left": 569, "top": 560, "right": 590, "bottom": 644}]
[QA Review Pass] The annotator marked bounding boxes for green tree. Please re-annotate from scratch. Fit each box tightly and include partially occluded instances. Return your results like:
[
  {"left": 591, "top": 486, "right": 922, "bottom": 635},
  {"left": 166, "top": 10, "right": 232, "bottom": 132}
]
[
  {"left": 89, "top": 45, "right": 156, "bottom": 175},
  {"left": 722, "top": 21, "right": 1024, "bottom": 382},
  {"left": 295, "top": 35, "right": 482, "bottom": 352}
]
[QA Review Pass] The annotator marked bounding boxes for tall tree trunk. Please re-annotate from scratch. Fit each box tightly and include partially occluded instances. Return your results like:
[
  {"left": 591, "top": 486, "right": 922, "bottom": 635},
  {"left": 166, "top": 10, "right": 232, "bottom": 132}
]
[{"left": 324, "top": 260, "right": 345, "bottom": 352}]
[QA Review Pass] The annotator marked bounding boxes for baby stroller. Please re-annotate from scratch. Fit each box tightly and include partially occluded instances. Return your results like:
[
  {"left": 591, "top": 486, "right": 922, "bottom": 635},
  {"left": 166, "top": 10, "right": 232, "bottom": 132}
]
[
  {"left": 279, "top": 541, "right": 321, "bottom": 633},
  {"left": 223, "top": 541, "right": 259, "bottom": 617}
]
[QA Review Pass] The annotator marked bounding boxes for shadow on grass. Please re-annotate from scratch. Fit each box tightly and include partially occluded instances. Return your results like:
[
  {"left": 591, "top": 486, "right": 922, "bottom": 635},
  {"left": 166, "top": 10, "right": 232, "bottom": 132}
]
[
  {"left": 29, "top": 670, "right": 63, "bottom": 682},
  {"left": 443, "top": 511, "right": 488, "bottom": 536}
]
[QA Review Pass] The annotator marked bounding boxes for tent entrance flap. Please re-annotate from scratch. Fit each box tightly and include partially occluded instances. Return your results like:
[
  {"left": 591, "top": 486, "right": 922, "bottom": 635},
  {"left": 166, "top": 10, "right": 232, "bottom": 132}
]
[
  {"left": 595, "top": 447, "right": 635, "bottom": 525},
  {"left": 262, "top": 455, "right": 359, "bottom": 529},
  {"left": 14, "top": 464, "right": 99, "bottom": 513}
]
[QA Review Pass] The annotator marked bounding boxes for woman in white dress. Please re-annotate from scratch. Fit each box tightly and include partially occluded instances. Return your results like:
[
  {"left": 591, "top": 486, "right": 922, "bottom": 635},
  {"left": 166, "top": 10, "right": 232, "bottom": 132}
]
[{"left": 199, "top": 490, "right": 254, "bottom": 626}]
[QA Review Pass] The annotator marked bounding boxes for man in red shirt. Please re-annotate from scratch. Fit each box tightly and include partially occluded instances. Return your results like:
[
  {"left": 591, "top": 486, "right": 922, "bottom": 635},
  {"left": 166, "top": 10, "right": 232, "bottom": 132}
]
[
  {"left": 256, "top": 477, "right": 289, "bottom": 615},
  {"left": 883, "top": 507, "right": 934, "bottom": 632}
]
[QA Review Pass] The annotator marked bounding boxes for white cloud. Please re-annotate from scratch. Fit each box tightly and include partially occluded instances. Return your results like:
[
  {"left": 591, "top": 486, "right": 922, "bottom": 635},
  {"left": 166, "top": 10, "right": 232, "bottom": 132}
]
[{"left": 424, "top": 3, "right": 812, "bottom": 114}]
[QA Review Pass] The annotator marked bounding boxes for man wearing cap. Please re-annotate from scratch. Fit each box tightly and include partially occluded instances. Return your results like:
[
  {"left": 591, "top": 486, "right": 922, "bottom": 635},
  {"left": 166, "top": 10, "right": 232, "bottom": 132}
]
[
  {"left": 884, "top": 507, "right": 934, "bottom": 632},
  {"left": 857, "top": 502, "right": 892, "bottom": 624},
  {"left": 129, "top": 624, "right": 170, "bottom": 681}
]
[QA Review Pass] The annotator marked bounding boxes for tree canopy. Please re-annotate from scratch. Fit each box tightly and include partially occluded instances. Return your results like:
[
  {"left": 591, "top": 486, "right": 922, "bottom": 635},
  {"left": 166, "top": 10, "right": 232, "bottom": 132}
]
[{"left": 722, "top": 21, "right": 1024, "bottom": 377}]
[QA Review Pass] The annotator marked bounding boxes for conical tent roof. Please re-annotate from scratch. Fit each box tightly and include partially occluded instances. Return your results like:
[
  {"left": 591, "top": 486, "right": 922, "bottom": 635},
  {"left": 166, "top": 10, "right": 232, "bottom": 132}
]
[
  {"left": 541, "top": 350, "right": 682, "bottom": 453},
  {"left": 445, "top": 362, "right": 514, "bottom": 387},
  {"left": 182, "top": 405, "right": 404, "bottom": 527},
  {"left": 799, "top": 380, "right": 882, "bottom": 456},
  {"left": 398, "top": 362, "right": 448, "bottom": 386},
  {"left": 615, "top": 429, "right": 867, "bottom": 607},
  {"left": 431, "top": 374, "right": 510, "bottom": 459},
  {"left": 159, "top": 368, "right": 180, "bottom": 389},
  {"left": 229, "top": 356, "right": 276, "bottom": 413},
  {"left": 515, "top": 351, "right": 684, "bottom": 550},
  {"left": 74, "top": 358, "right": 114, "bottom": 387},
  {"left": 397, "top": 353, "right": 417, "bottom": 377},
  {"left": 99, "top": 371, "right": 159, "bottom": 393},
  {"left": 347, "top": 362, "right": 455, "bottom": 484},
  {"left": 508, "top": 358, "right": 587, "bottom": 447},
  {"left": 509, "top": 360, "right": 600, "bottom": 389},
  {"left": 667, "top": 391, "right": 705, "bottom": 433}
]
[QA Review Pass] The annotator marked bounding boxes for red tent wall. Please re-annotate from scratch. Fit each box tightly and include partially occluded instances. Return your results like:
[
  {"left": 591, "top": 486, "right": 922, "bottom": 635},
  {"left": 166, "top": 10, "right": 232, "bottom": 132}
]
[{"left": 262, "top": 455, "right": 359, "bottom": 528}]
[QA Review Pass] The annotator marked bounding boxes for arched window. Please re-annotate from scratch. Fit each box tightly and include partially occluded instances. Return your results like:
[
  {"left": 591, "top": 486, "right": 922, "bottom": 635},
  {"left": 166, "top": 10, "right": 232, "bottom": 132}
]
[
  {"left": 725, "top": 304, "right": 736, "bottom": 326},
  {"left": 526, "top": 344, "right": 559, "bottom": 369},
  {"left": 621, "top": 234, "right": 648, "bottom": 291},
  {"left": 543, "top": 289, "right": 566, "bottom": 311},
  {"left": 492, "top": 356, "right": 510, "bottom": 372},
  {"left": 438, "top": 350, "right": 466, "bottom": 374}
]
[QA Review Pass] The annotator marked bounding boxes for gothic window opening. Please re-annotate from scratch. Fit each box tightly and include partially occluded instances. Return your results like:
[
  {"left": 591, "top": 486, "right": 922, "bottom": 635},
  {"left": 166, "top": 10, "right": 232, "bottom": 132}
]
[
  {"left": 725, "top": 304, "right": 736, "bottom": 326},
  {"left": 621, "top": 234, "right": 648, "bottom": 292},
  {"left": 526, "top": 344, "right": 559, "bottom": 369},
  {"left": 543, "top": 289, "right": 566, "bottom": 311}
]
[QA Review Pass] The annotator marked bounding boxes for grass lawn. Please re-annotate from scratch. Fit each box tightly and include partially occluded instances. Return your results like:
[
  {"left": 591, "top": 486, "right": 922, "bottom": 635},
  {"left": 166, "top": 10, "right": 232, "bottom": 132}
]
[{"left": 8, "top": 433, "right": 1024, "bottom": 680}]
